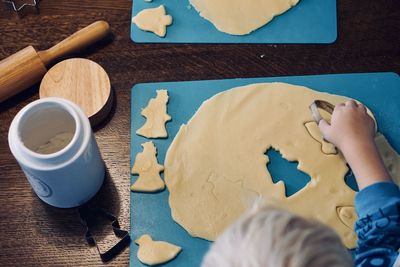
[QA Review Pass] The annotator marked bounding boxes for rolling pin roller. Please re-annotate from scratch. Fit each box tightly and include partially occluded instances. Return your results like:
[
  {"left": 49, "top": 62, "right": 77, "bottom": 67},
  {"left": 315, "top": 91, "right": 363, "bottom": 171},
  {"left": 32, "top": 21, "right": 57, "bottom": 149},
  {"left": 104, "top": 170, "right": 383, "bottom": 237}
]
[{"left": 0, "top": 20, "right": 110, "bottom": 102}]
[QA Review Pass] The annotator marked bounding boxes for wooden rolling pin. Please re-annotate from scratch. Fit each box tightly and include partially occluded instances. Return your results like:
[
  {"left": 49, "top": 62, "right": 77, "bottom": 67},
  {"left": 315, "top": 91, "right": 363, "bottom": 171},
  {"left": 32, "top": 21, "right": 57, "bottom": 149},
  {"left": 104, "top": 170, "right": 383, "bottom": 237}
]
[{"left": 0, "top": 21, "right": 110, "bottom": 103}]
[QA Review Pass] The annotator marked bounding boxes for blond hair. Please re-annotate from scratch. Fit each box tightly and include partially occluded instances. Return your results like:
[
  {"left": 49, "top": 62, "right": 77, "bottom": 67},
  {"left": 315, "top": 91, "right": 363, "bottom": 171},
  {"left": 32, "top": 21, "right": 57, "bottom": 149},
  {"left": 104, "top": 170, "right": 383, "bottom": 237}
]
[{"left": 202, "top": 206, "right": 353, "bottom": 267}]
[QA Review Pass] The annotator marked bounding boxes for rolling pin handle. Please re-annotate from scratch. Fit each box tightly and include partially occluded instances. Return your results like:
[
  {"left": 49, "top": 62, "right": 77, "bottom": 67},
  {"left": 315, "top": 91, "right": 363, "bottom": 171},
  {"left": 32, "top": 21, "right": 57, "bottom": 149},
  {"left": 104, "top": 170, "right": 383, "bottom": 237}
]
[{"left": 38, "top": 21, "right": 111, "bottom": 66}]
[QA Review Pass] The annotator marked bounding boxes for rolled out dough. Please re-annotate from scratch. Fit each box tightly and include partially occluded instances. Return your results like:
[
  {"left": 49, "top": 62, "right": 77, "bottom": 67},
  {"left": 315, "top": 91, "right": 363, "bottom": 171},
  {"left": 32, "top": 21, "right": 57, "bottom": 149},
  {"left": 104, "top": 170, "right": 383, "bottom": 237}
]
[
  {"left": 165, "top": 83, "right": 368, "bottom": 249},
  {"left": 190, "top": 0, "right": 300, "bottom": 35}
]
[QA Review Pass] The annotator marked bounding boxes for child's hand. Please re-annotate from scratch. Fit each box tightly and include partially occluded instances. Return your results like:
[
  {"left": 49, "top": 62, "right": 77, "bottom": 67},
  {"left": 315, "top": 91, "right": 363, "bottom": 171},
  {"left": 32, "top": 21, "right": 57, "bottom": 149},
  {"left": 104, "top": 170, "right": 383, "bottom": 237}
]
[
  {"left": 318, "top": 100, "right": 391, "bottom": 190},
  {"left": 318, "top": 100, "right": 375, "bottom": 152}
]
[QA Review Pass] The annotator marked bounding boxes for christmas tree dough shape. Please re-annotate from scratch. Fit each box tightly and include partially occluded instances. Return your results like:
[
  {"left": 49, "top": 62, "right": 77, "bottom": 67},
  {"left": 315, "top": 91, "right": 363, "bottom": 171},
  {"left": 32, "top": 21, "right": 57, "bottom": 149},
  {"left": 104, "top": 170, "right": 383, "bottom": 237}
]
[
  {"left": 190, "top": 0, "right": 300, "bottom": 35},
  {"left": 131, "top": 142, "right": 165, "bottom": 192},
  {"left": 135, "top": 234, "right": 182, "bottom": 266},
  {"left": 164, "top": 82, "right": 386, "bottom": 249},
  {"left": 132, "top": 5, "right": 173, "bottom": 37},
  {"left": 137, "top": 89, "right": 171, "bottom": 138}
]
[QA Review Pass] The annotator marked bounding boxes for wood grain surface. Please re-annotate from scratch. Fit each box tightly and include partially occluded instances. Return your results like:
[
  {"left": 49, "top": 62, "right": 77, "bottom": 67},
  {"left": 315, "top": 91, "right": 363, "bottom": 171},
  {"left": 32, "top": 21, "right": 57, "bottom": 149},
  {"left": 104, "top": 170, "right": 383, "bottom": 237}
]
[
  {"left": 39, "top": 58, "right": 112, "bottom": 126},
  {"left": 0, "top": 0, "right": 399, "bottom": 266},
  {"left": 0, "top": 20, "right": 110, "bottom": 102}
]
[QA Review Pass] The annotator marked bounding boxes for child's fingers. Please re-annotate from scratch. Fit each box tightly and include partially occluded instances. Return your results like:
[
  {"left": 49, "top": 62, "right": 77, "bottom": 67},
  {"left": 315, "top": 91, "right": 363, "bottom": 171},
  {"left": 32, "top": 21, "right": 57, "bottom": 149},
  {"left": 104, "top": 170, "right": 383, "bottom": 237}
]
[
  {"left": 357, "top": 103, "right": 367, "bottom": 112},
  {"left": 318, "top": 119, "right": 332, "bottom": 139},
  {"left": 334, "top": 103, "right": 345, "bottom": 112},
  {"left": 345, "top": 100, "right": 357, "bottom": 107},
  {"left": 335, "top": 103, "right": 345, "bottom": 108}
]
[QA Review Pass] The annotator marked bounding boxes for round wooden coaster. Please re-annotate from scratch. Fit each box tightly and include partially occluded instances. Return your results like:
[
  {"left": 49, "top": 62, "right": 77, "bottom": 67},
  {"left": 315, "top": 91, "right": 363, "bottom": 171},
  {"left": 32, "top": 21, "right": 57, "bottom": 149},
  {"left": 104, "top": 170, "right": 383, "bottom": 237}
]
[{"left": 39, "top": 58, "right": 112, "bottom": 127}]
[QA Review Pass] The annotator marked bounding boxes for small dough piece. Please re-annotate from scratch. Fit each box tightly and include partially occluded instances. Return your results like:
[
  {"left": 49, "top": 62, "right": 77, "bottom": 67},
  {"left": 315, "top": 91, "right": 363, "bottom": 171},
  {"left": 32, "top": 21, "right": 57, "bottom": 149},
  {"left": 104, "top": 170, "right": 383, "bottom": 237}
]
[
  {"left": 304, "top": 121, "right": 337, "bottom": 154},
  {"left": 135, "top": 234, "right": 182, "bottom": 266},
  {"left": 375, "top": 133, "right": 400, "bottom": 186},
  {"left": 132, "top": 5, "right": 173, "bottom": 37},
  {"left": 137, "top": 89, "right": 171, "bottom": 138},
  {"left": 131, "top": 142, "right": 165, "bottom": 192},
  {"left": 190, "top": 0, "right": 300, "bottom": 35}
]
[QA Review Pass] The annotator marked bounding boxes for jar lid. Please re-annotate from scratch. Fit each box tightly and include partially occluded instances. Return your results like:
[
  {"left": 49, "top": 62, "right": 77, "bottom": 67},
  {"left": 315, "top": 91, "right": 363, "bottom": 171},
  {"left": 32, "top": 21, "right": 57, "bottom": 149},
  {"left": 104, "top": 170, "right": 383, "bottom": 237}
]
[{"left": 39, "top": 58, "right": 113, "bottom": 127}]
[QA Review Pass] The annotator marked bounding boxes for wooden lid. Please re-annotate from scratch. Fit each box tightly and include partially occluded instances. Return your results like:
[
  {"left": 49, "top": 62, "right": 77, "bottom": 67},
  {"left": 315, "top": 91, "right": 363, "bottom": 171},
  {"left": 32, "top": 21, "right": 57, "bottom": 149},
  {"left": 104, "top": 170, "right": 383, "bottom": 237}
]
[{"left": 39, "top": 58, "right": 112, "bottom": 127}]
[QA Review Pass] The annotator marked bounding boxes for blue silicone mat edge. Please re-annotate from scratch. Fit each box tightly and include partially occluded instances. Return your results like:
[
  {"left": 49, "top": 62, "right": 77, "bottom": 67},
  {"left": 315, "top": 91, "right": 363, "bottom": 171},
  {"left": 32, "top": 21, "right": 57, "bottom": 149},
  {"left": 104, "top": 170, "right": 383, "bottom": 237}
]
[
  {"left": 130, "top": 72, "right": 400, "bottom": 266},
  {"left": 130, "top": 0, "right": 337, "bottom": 44}
]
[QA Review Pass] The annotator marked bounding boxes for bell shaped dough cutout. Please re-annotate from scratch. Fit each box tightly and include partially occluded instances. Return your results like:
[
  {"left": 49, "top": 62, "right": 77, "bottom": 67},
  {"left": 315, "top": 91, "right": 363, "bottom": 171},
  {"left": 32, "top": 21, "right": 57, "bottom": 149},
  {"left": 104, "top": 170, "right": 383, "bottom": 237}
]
[
  {"left": 190, "top": 0, "right": 300, "bottom": 35},
  {"left": 135, "top": 234, "right": 182, "bottom": 266},
  {"left": 137, "top": 89, "right": 171, "bottom": 138},
  {"left": 132, "top": 5, "right": 173, "bottom": 37},
  {"left": 304, "top": 121, "right": 337, "bottom": 155},
  {"left": 131, "top": 142, "right": 165, "bottom": 192},
  {"left": 164, "top": 83, "right": 380, "bottom": 249}
]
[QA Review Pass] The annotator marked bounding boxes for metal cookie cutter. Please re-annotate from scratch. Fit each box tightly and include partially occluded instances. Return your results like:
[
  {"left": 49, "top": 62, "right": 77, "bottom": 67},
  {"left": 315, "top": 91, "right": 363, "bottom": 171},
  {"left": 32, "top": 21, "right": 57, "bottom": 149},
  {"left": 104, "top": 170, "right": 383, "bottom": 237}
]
[
  {"left": 309, "top": 100, "right": 335, "bottom": 123},
  {"left": 2, "top": 0, "right": 39, "bottom": 14},
  {"left": 78, "top": 207, "right": 131, "bottom": 262}
]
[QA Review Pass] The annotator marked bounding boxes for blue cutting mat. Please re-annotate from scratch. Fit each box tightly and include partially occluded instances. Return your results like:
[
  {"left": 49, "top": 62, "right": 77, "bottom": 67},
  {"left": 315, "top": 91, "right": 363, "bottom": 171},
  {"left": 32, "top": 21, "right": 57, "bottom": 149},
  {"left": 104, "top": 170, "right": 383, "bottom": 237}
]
[
  {"left": 130, "top": 72, "right": 400, "bottom": 267},
  {"left": 131, "top": 0, "right": 337, "bottom": 43}
]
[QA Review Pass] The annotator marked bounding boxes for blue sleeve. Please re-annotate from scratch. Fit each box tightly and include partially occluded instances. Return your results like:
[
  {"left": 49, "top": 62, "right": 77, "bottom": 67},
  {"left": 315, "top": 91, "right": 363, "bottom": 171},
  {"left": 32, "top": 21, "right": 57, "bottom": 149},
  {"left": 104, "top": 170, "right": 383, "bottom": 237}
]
[{"left": 354, "top": 182, "right": 400, "bottom": 267}]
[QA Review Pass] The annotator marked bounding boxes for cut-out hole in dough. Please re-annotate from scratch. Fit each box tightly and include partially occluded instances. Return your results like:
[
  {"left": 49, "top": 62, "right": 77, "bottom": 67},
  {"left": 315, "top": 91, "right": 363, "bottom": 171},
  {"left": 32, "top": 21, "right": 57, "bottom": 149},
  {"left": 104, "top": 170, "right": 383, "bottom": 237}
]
[
  {"left": 265, "top": 148, "right": 311, "bottom": 197},
  {"left": 344, "top": 168, "right": 359, "bottom": 192}
]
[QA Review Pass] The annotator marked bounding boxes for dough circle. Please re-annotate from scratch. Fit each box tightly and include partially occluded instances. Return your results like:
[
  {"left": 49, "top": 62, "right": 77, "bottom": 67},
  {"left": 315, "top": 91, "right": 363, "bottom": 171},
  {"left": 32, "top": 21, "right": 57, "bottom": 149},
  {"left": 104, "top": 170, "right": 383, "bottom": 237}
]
[
  {"left": 190, "top": 0, "right": 300, "bottom": 35},
  {"left": 165, "top": 83, "right": 364, "bottom": 248}
]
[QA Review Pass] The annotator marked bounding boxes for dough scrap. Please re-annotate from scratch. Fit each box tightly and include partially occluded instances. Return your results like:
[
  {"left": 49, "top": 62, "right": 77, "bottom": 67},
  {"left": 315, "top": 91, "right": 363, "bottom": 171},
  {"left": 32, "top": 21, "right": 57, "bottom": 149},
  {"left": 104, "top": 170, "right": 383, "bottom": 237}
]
[
  {"left": 304, "top": 121, "right": 337, "bottom": 155},
  {"left": 135, "top": 234, "right": 182, "bottom": 266},
  {"left": 132, "top": 5, "right": 173, "bottom": 37},
  {"left": 137, "top": 89, "right": 171, "bottom": 138},
  {"left": 131, "top": 141, "right": 165, "bottom": 192},
  {"left": 190, "top": 0, "right": 300, "bottom": 35},
  {"left": 165, "top": 83, "right": 366, "bottom": 248}
]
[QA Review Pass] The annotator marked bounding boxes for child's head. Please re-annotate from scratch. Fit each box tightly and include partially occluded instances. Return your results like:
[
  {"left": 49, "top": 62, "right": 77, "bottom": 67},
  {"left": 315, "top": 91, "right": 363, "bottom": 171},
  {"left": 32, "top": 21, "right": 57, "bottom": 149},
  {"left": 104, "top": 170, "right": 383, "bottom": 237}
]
[{"left": 202, "top": 206, "right": 353, "bottom": 267}]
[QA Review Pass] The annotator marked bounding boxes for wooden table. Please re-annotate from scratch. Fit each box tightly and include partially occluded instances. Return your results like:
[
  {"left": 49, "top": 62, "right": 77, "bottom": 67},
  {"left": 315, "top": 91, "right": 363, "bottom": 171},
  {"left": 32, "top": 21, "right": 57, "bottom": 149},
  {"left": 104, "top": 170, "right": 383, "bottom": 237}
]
[{"left": 0, "top": 0, "right": 399, "bottom": 266}]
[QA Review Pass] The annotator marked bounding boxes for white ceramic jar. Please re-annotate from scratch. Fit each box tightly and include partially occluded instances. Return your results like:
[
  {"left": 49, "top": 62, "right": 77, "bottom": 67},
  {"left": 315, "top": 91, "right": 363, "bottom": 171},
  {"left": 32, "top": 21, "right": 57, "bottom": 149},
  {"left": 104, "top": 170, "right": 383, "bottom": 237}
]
[{"left": 8, "top": 97, "right": 105, "bottom": 208}]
